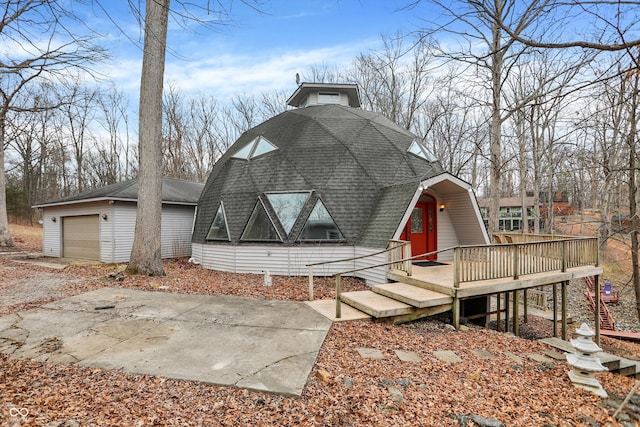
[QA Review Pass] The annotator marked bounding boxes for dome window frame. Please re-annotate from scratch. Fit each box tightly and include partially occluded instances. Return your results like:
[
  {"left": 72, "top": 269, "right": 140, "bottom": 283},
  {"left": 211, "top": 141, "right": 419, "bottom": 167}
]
[{"left": 231, "top": 136, "right": 278, "bottom": 160}]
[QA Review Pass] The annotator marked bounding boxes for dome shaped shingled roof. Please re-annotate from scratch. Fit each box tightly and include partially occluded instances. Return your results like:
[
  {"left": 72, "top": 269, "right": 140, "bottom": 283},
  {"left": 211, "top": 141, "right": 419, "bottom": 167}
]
[{"left": 193, "top": 104, "right": 444, "bottom": 247}]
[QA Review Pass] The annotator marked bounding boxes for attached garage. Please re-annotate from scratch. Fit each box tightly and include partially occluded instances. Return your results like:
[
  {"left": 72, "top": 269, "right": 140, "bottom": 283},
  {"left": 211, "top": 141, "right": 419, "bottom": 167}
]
[
  {"left": 33, "top": 178, "right": 204, "bottom": 263},
  {"left": 62, "top": 215, "right": 100, "bottom": 260}
]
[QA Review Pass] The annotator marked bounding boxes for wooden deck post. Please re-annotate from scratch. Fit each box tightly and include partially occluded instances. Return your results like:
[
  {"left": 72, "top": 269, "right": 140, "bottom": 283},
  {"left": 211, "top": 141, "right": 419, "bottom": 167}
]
[
  {"left": 335, "top": 275, "right": 342, "bottom": 319},
  {"left": 594, "top": 275, "right": 601, "bottom": 346},
  {"left": 513, "top": 290, "right": 519, "bottom": 336},
  {"left": 523, "top": 289, "right": 528, "bottom": 323},
  {"left": 561, "top": 280, "right": 568, "bottom": 340},
  {"left": 452, "top": 298, "right": 460, "bottom": 330},
  {"left": 504, "top": 292, "right": 510, "bottom": 333},
  {"left": 496, "top": 293, "right": 501, "bottom": 332},
  {"left": 308, "top": 265, "right": 314, "bottom": 301},
  {"left": 453, "top": 247, "right": 460, "bottom": 288},
  {"left": 552, "top": 283, "right": 558, "bottom": 338}
]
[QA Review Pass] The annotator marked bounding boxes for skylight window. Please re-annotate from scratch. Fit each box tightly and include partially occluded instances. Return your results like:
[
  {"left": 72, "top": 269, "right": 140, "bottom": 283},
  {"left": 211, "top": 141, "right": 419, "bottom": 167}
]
[
  {"left": 408, "top": 140, "right": 437, "bottom": 162},
  {"left": 206, "top": 203, "right": 229, "bottom": 240},
  {"left": 266, "top": 192, "right": 310, "bottom": 235},
  {"left": 231, "top": 136, "right": 278, "bottom": 160},
  {"left": 299, "top": 200, "right": 344, "bottom": 241},
  {"left": 241, "top": 200, "right": 281, "bottom": 241}
]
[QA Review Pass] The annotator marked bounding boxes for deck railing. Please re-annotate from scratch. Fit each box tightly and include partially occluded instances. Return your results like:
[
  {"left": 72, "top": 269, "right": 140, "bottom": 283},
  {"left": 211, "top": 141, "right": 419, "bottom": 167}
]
[
  {"left": 454, "top": 237, "right": 599, "bottom": 287},
  {"left": 305, "top": 240, "right": 413, "bottom": 301},
  {"left": 387, "top": 240, "right": 412, "bottom": 275},
  {"left": 306, "top": 236, "right": 598, "bottom": 319}
]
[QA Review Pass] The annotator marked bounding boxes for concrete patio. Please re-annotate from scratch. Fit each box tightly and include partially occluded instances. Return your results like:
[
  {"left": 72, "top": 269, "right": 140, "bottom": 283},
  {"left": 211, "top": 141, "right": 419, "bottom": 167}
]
[{"left": 0, "top": 288, "right": 333, "bottom": 396}]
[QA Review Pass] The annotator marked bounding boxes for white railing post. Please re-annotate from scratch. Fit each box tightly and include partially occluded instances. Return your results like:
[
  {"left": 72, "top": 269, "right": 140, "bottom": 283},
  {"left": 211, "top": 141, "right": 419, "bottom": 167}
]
[
  {"left": 308, "top": 265, "right": 314, "bottom": 301},
  {"left": 454, "top": 247, "right": 461, "bottom": 288},
  {"left": 335, "top": 274, "right": 342, "bottom": 319}
]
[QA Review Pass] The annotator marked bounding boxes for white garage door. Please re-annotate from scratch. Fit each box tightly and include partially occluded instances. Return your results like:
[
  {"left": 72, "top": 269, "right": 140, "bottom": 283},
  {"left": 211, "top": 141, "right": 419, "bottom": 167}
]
[{"left": 63, "top": 215, "right": 100, "bottom": 260}]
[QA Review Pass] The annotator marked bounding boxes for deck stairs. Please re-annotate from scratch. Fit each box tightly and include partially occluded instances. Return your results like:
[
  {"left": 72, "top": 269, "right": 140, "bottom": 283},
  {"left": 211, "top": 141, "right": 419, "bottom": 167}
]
[
  {"left": 339, "top": 279, "right": 453, "bottom": 324},
  {"left": 584, "top": 277, "right": 640, "bottom": 341}
]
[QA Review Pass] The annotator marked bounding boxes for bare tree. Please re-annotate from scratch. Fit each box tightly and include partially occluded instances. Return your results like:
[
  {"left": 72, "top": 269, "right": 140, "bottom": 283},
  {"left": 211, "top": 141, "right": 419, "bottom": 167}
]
[
  {"left": 126, "top": 0, "right": 170, "bottom": 276},
  {"left": 94, "top": 87, "right": 134, "bottom": 185},
  {"left": 125, "top": 0, "right": 262, "bottom": 274},
  {"left": 349, "top": 33, "right": 435, "bottom": 130},
  {"left": 163, "top": 85, "right": 187, "bottom": 179},
  {"left": 0, "top": 0, "right": 105, "bottom": 246}
]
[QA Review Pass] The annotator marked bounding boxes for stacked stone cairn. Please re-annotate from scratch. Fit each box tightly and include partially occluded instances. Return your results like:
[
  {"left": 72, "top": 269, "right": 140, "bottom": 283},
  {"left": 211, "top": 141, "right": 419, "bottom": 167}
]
[{"left": 566, "top": 323, "right": 608, "bottom": 398}]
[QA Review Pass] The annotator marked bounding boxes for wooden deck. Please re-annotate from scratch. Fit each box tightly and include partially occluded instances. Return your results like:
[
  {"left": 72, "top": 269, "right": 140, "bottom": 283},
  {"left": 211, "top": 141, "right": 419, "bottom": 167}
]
[
  {"left": 388, "top": 263, "right": 604, "bottom": 299},
  {"left": 308, "top": 236, "right": 604, "bottom": 337}
]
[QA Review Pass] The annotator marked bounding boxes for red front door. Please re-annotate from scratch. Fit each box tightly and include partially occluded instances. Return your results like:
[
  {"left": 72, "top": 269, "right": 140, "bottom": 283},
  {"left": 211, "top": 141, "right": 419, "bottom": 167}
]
[{"left": 401, "top": 201, "right": 437, "bottom": 260}]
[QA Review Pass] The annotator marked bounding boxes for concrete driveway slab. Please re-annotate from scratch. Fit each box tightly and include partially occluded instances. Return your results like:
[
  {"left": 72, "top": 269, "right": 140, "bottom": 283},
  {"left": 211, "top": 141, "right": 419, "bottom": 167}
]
[{"left": 0, "top": 288, "right": 333, "bottom": 396}]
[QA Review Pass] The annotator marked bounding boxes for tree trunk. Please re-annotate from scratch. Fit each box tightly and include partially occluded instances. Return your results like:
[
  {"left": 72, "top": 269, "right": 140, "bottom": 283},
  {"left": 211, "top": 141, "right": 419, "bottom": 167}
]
[
  {"left": 0, "top": 112, "right": 14, "bottom": 247},
  {"left": 488, "top": 13, "right": 504, "bottom": 237},
  {"left": 628, "top": 68, "right": 640, "bottom": 320},
  {"left": 126, "top": 0, "right": 169, "bottom": 276}
]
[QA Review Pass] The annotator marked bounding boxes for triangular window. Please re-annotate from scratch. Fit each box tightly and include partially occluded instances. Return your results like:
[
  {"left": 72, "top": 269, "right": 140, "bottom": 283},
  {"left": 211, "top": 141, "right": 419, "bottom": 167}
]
[
  {"left": 206, "top": 203, "right": 229, "bottom": 240},
  {"left": 408, "top": 140, "right": 436, "bottom": 162},
  {"left": 299, "top": 200, "right": 344, "bottom": 240},
  {"left": 266, "top": 192, "right": 310, "bottom": 235},
  {"left": 251, "top": 136, "right": 278, "bottom": 158},
  {"left": 241, "top": 200, "right": 281, "bottom": 241},
  {"left": 231, "top": 136, "right": 277, "bottom": 160},
  {"left": 231, "top": 143, "right": 254, "bottom": 159}
]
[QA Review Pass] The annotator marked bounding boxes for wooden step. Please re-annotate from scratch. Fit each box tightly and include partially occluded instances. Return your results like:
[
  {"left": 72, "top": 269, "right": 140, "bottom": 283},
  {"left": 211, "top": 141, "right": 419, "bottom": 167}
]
[
  {"left": 617, "top": 359, "right": 640, "bottom": 377},
  {"left": 340, "top": 291, "right": 414, "bottom": 318},
  {"left": 540, "top": 337, "right": 622, "bottom": 371},
  {"left": 373, "top": 282, "right": 453, "bottom": 308}
]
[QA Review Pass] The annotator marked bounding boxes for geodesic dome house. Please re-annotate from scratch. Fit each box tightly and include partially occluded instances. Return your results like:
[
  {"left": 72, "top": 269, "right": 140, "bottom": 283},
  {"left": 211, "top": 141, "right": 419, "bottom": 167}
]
[{"left": 191, "top": 83, "right": 488, "bottom": 284}]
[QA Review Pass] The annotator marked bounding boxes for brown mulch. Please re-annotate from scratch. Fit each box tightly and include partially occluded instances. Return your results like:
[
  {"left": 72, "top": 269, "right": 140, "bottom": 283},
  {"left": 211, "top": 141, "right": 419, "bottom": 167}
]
[{"left": 0, "top": 225, "right": 639, "bottom": 426}]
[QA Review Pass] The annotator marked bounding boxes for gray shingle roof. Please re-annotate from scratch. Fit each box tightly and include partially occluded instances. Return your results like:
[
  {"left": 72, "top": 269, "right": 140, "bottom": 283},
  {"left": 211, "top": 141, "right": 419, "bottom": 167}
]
[
  {"left": 193, "top": 104, "right": 444, "bottom": 246},
  {"left": 33, "top": 178, "right": 204, "bottom": 207}
]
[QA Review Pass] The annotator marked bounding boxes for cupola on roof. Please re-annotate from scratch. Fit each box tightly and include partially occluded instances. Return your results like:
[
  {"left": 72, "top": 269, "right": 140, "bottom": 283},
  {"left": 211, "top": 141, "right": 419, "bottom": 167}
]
[{"left": 286, "top": 82, "right": 361, "bottom": 108}]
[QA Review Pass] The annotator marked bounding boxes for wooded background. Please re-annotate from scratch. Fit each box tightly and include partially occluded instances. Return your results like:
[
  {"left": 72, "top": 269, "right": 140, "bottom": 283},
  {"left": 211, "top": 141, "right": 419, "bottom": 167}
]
[{"left": 3, "top": 0, "right": 640, "bottom": 249}]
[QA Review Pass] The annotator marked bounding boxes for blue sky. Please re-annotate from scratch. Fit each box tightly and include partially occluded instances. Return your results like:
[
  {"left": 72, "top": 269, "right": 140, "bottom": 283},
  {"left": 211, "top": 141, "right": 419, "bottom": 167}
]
[{"left": 88, "top": 1, "right": 430, "bottom": 102}]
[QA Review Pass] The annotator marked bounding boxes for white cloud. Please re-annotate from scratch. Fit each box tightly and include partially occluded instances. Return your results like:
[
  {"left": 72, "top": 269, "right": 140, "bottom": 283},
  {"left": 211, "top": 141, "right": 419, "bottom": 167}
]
[{"left": 161, "top": 42, "right": 369, "bottom": 101}]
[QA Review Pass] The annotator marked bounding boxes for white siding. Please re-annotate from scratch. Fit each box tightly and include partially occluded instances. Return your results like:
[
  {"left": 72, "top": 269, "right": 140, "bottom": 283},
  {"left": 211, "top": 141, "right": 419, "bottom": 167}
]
[
  {"left": 42, "top": 201, "right": 195, "bottom": 263},
  {"left": 42, "top": 209, "right": 62, "bottom": 257},
  {"left": 353, "top": 248, "right": 387, "bottom": 284},
  {"left": 111, "top": 203, "right": 137, "bottom": 263},
  {"left": 192, "top": 243, "right": 387, "bottom": 286},
  {"left": 288, "top": 246, "right": 355, "bottom": 276},
  {"left": 444, "top": 190, "right": 489, "bottom": 245},
  {"left": 435, "top": 209, "right": 457, "bottom": 261},
  {"left": 161, "top": 205, "right": 196, "bottom": 258},
  {"left": 235, "top": 246, "right": 290, "bottom": 274}
]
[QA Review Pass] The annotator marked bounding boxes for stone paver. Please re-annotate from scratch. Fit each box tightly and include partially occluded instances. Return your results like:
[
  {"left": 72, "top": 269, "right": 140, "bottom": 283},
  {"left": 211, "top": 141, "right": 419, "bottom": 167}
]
[
  {"left": 433, "top": 350, "right": 462, "bottom": 364},
  {"left": 528, "top": 353, "right": 554, "bottom": 363},
  {"left": 470, "top": 349, "right": 496, "bottom": 359},
  {"left": 503, "top": 351, "right": 523, "bottom": 364},
  {"left": 356, "top": 347, "right": 385, "bottom": 360},
  {"left": 542, "top": 350, "right": 567, "bottom": 361},
  {"left": 394, "top": 349, "right": 423, "bottom": 362}
]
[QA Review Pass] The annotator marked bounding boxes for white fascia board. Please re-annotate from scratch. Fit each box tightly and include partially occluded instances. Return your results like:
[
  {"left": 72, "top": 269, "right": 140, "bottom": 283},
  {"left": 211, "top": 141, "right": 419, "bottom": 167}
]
[
  {"left": 33, "top": 197, "right": 197, "bottom": 209},
  {"left": 391, "top": 185, "right": 423, "bottom": 241}
]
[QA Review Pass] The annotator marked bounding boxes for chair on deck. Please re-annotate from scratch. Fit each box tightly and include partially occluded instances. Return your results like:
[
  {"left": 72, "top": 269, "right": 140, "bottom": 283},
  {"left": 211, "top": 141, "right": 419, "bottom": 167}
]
[{"left": 601, "top": 283, "right": 619, "bottom": 304}]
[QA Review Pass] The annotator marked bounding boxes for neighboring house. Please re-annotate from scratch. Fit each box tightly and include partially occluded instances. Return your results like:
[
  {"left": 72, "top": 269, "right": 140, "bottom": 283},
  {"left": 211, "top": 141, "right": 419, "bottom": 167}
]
[
  {"left": 191, "top": 83, "right": 489, "bottom": 284},
  {"left": 478, "top": 197, "right": 542, "bottom": 232},
  {"left": 33, "top": 178, "right": 204, "bottom": 262}
]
